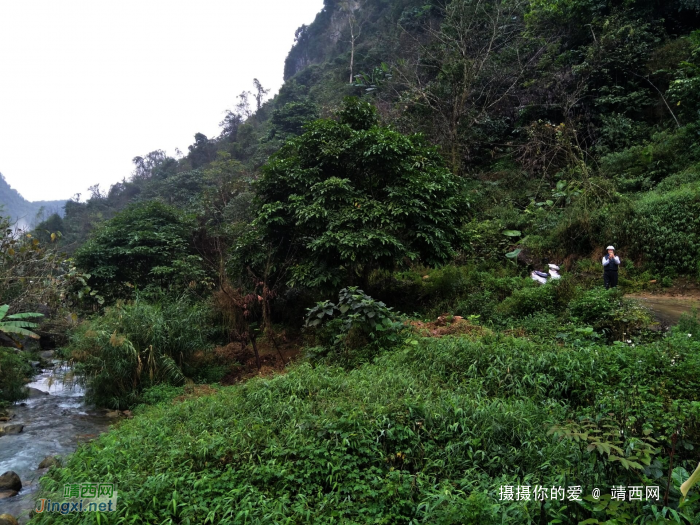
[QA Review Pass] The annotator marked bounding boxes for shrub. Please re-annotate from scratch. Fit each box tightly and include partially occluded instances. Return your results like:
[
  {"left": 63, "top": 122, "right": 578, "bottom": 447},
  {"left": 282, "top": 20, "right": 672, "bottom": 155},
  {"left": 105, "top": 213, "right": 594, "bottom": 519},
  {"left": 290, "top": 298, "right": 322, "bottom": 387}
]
[
  {"left": 455, "top": 289, "right": 499, "bottom": 320},
  {"left": 74, "top": 201, "right": 212, "bottom": 302},
  {"left": 655, "top": 164, "right": 700, "bottom": 192},
  {"left": 0, "top": 347, "right": 33, "bottom": 403},
  {"left": 251, "top": 98, "right": 467, "bottom": 290},
  {"left": 627, "top": 183, "right": 700, "bottom": 274},
  {"left": 497, "top": 281, "right": 556, "bottom": 318},
  {"left": 599, "top": 124, "right": 700, "bottom": 189},
  {"left": 462, "top": 219, "right": 520, "bottom": 262},
  {"left": 305, "top": 287, "right": 404, "bottom": 362},
  {"left": 596, "top": 299, "right": 654, "bottom": 340},
  {"left": 677, "top": 308, "right": 700, "bottom": 338},
  {"left": 70, "top": 295, "right": 218, "bottom": 408},
  {"left": 568, "top": 286, "right": 618, "bottom": 324},
  {"left": 568, "top": 287, "right": 653, "bottom": 339}
]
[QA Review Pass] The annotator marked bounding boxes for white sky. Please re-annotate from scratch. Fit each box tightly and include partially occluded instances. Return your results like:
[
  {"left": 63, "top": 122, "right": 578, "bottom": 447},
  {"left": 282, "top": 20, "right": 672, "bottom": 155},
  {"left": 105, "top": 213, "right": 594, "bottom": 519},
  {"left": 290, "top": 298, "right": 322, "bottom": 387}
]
[{"left": 0, "top": 0, "right": 324, "bottom": 202}]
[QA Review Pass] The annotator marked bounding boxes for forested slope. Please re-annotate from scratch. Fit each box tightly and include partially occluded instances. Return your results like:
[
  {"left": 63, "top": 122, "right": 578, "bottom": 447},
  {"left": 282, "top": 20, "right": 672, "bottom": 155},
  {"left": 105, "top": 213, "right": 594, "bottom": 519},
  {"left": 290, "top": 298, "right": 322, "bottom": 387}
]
[
  {"left": 43, "top": 0, "right": 700, "bottom": 274},
  {"left": 6, "top": 1, "right": 700, "bottom": 523}
]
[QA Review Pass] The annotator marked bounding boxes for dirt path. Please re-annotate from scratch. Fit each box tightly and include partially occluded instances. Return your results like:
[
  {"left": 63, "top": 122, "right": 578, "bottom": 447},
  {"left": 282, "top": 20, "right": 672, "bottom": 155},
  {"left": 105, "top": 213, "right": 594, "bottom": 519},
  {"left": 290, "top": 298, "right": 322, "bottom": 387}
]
[{"left": 626, "top": 293, "right": 700, "bottom": 326}]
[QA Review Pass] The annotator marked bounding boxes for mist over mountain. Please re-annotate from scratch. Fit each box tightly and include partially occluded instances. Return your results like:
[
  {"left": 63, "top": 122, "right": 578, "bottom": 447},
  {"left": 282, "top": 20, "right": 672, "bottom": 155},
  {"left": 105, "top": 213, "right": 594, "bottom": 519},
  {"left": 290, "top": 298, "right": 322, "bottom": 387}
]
[{"left": 0, "top": 172, "right": 66, "bottom": 228}]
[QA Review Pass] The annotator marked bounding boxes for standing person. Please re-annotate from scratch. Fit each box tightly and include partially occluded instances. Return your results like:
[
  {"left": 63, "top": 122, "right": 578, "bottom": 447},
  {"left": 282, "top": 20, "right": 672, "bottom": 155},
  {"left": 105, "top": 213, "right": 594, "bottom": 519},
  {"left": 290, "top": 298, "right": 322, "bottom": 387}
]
[{"left": 602, "top": 245, "right": 620, "bottom": 289}]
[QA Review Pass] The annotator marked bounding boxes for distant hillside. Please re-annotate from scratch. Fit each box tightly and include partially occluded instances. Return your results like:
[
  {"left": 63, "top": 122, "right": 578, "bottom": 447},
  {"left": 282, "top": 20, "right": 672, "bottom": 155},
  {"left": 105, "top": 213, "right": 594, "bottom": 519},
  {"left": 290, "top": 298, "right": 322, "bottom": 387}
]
[
  {"left": 46, "top": 0, "right": 700, "bottom": 267},
  {"left": 0, "top": 172, "right": 66, "bottom": 228}
]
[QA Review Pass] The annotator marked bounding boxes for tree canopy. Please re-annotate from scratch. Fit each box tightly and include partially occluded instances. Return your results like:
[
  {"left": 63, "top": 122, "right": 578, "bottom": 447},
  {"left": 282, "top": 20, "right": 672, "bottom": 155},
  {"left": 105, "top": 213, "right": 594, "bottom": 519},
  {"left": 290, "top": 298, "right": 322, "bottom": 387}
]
[
  {"left": 251, "top": 98, "right": 466, "bottom": 289},
  {"left": 74, "top": 201, "right": 209, "bottom": 301}
]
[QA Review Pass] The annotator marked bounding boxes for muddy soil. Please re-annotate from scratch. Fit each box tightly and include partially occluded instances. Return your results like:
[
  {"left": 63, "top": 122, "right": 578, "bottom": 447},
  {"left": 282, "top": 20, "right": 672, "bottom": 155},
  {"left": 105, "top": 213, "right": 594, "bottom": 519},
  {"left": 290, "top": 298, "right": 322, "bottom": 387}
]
[{"left": 627, "top": 293, "right": 700, "bottom": 327}]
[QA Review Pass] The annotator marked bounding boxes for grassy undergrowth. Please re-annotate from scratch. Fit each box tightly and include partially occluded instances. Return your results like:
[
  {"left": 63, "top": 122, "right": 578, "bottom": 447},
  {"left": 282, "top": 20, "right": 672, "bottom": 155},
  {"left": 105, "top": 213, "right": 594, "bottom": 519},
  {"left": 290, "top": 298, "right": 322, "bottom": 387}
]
[{"left": 35, "top": 321, "right": 700, "bottom": 524}]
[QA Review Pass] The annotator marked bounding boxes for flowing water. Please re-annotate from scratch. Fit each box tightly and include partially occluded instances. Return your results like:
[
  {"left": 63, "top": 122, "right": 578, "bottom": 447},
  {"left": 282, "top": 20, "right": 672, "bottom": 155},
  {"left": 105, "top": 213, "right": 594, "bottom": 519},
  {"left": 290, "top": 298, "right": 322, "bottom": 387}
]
[{"left": 0, "top": 364, "right": 112, "bottom": 523}]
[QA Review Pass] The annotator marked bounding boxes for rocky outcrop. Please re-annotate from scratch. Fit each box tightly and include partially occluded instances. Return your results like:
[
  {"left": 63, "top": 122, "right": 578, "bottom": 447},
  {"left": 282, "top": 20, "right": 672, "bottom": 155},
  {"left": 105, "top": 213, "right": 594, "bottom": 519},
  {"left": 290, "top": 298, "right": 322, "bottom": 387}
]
[
  {"left": 0, "top": 424, "right": 23, "bottom": 437},
  {"left": 38, "top": 456, "right": 60, "bottom": 469},
  {"left": 0, "top": 513, "right": 19, "bottom": 525},
  {"left": 25, "top": 387, "right": 48, "bottom": 398},
  {"left": 0, "top": 471, "right": 21, "bottom": 492},
  {"left": 0, "top": 491, "right": 18, "bottom": 500}
]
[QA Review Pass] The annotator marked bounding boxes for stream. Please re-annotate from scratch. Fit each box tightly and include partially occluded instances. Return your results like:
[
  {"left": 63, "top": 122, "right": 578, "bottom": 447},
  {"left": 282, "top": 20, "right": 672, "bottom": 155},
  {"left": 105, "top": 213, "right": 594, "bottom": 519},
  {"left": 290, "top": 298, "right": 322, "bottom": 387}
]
[{"left": 0, "top": 363, "right": 112, "bottom": 524}]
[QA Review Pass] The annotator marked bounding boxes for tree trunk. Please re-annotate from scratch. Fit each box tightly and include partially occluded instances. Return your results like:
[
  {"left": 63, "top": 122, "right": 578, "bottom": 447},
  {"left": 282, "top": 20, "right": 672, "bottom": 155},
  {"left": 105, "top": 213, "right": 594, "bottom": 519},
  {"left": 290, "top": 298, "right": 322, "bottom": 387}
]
[
  {"left": 268, "top": 330, "right": 287, "bottom": 366},
  {"left": 262, "top": 283, "right": 272, "bottom": 333},
  {"left": 250, "top": 331, "right": 262, "bottom": 370},
  {"left": 349, "top": 33, "right": 355, "bottom": 83}
]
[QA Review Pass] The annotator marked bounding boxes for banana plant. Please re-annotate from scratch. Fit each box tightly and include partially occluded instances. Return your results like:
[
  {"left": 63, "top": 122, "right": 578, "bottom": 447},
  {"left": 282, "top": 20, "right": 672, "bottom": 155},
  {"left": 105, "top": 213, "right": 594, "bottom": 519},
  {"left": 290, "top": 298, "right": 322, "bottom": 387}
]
[
  {"left": 681, "top": 462, "right": 700, "bottom": 500},
  {"left": 0, "top": 304, "right": 43, "bottom": 345}
]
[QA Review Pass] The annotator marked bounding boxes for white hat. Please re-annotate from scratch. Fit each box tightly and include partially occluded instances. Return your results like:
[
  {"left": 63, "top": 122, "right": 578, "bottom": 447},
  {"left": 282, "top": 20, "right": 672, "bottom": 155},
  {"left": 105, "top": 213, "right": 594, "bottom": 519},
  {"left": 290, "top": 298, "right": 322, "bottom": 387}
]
[{"left": 606, "top": 245, "right": 615, "bottom": 251}]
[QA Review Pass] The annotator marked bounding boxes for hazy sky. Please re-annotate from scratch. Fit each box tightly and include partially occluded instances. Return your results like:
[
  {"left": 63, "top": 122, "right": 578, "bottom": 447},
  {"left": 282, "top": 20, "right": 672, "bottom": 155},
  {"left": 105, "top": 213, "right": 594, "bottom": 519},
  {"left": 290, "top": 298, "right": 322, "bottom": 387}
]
[{"left": 0, "top": 0, "right": 324, "bottom": 202}]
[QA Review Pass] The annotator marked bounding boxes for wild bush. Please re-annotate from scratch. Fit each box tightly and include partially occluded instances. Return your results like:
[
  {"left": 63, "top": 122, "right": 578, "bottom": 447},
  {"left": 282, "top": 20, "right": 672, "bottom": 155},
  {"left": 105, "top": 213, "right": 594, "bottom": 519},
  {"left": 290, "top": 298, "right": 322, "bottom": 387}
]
[
  {"left": 0, "top": 347, "right": 33, "bottom": 403},
  {"left": 600, "top": 124, "right": 700, "bottom": 190},
  {"left": 74, "top": 201, "right": 212, "bottom": 302},
  {"left": 627, "top": 183, "right": 700, "bottom": 274},
  {"left": 568, "top": 286, "right": 653, "bottom": 339},
  {"left": 305, "top": 287, "right": 404, "bottom": 362},
  {"left": 70, "top": 295, "right": 218, "bottom": 408},
  {"left": 677, "top": 308, "right": 700, "bottom": 338},
  {"left": 379, "top": 264, "right": 524, "bottom": 319},
  {"left": 568, "top": 286, "right": 619, "bottom": 324},
  {"left": 250, "top": 97, "right": 467, "bottom": 290},
  {"left": 497, "top": 281, "right": 557, "bottom": 318},
  {"left": 655, "top": 164, "right": 700, "bottom": 192}
]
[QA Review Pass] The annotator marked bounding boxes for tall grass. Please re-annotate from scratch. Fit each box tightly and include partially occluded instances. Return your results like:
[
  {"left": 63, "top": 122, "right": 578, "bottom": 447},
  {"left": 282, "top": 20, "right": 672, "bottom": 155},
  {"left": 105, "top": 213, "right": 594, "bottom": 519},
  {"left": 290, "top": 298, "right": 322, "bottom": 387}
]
[
  {"left": 0, "top": 347, "right": 33, "bottom": 404},
  {"left": 69, "top": 295, "right": 218, "bottom": 408}
]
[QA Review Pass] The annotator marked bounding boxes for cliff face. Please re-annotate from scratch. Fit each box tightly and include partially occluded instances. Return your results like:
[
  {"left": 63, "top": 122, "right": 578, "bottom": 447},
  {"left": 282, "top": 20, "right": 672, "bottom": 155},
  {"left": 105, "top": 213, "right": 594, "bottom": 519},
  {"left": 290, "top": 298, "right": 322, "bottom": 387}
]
[
  {"left": 283, "top": 0, "right": 433, "bottom": 81},
  {"left": 283, "top": 2, "right": 338, "bottom": 81}
]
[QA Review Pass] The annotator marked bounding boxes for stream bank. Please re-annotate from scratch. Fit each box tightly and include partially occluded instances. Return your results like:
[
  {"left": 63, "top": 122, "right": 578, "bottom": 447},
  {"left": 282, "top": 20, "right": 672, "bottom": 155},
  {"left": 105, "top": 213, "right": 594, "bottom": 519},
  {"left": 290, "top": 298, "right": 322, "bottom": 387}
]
[{"left": 0, "top": 364, "right": 113, "bottom": 524}]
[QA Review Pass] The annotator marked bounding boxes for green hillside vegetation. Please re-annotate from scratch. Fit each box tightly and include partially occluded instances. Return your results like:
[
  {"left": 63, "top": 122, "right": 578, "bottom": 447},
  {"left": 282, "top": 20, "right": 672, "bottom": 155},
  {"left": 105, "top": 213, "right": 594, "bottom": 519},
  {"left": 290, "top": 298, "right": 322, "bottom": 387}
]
[
  {"left": 3, "top": 0, "right": 700, "bottom": 522},
  {"left": 33, "top": 323, "right": 700, "bottom": 524},
  {"left": 0, "top": 172, "right": 65, "bottom": 227}
]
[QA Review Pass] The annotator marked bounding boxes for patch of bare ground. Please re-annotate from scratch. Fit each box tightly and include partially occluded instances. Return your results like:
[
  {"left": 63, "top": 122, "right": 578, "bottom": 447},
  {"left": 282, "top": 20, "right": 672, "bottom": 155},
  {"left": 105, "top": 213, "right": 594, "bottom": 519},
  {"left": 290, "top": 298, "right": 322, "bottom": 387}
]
[
  {"left": 218, "top": 333, "right": 302, "bottom": 386},
  {"left": 626, "top": 282, "right": 700, "bottom": 326},
  {"left": 407, "top": 315, "right": 490, "bottom": 338}
]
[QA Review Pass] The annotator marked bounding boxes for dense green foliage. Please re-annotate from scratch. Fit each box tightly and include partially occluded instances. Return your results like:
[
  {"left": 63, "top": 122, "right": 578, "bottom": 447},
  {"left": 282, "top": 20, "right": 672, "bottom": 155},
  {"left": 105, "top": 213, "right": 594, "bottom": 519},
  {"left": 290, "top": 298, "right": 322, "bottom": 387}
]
[
  {"left": 74, "top": 201, "right": 211, "bottom": 301},
  {"left": 33, "top": 0, "right": 700, "bottom": 270},
  {"left": 305, "top": 286, "right": 405, "bottom": 362},
  {"left": 251, "top": 98, "right": 465, "bottom": 289},
  {"left": 69, "top": 295, "right": 222, "bottom": 409},
  {"left": 0, "top": 347, "right": 33, "bottom": 403},
  {"left": 9, "top": 0, "right": 700, "bottom": 522},
  {"left": 36, "top": 324, "right": 700, "bottom": 524},
  {"left": 628, "top": 184, "right": 700, "bottom": 274}
]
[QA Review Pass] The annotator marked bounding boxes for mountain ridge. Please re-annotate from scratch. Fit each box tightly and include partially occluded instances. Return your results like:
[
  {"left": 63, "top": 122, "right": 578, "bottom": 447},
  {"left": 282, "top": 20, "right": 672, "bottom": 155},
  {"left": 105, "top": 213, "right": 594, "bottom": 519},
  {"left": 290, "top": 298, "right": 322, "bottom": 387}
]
[{"left": 0, "top": 172, "right": 66, "bottom": 228}]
